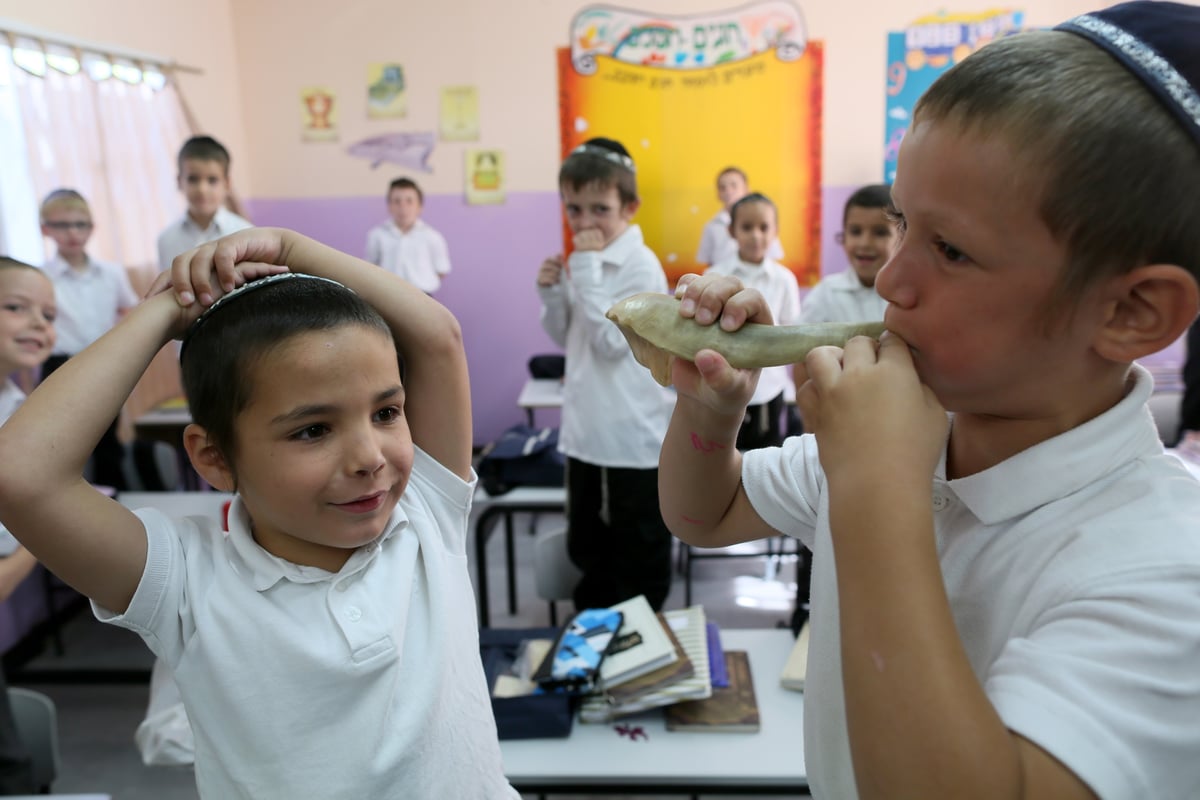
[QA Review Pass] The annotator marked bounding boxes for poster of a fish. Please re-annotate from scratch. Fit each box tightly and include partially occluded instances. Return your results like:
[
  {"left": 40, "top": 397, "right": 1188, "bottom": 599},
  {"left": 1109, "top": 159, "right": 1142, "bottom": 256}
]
[{"left": 345, "top": 132, "right": 435, "bottom": 172}]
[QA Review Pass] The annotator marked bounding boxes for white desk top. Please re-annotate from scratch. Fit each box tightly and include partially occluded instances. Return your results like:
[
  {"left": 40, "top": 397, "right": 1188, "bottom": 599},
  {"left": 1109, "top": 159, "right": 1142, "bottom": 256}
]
[
  {"left": 517, "top": 378, "right": 563, "bottom": 410},
  {"left": 134, "top": 404, "right": 192, "bottom": 427},
  {"left": 500, "top": 627, "right": 806, "bottom": 791}
]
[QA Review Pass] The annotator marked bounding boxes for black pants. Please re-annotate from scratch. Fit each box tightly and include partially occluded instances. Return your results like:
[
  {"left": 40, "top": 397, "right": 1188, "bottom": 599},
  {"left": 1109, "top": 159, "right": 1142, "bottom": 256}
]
[
  {"left": 737, "top": 393, "right": 785, "bottom": 451},
  {"left": 42, "top": 355, "right": 125, "bottom": 490},
  {"left": 565, "top": 458, "right": 673, "bottom": 612}
]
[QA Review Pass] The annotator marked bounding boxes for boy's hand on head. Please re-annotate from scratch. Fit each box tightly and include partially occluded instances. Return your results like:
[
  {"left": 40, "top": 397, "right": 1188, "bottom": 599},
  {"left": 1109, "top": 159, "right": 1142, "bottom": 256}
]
[
  {"left": 537, "top": 254, "right": 565, "bottom": 287},
  {"left": 572, "top": 229, "right": 606, "bottom": 252},
  {"left": 675, "top": 272, "right": 774, "bottom": 329},
  {"left": 168, "top": 227, "right": 291, "bottom": 307},
  {"left": 797, "top": 333, "right": 947, "bottom": 486}
]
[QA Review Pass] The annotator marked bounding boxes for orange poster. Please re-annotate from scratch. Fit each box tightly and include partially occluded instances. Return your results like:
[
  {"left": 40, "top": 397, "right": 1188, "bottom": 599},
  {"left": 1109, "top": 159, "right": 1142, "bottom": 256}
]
[{"left": 558, "top": 2, "right": 823, "bottom": 286}]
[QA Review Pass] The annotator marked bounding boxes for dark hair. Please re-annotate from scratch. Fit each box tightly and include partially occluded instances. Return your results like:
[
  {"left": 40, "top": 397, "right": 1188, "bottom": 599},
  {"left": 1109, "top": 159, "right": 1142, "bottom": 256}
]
[
  {"left": 717, "top": 166, "right": 748, "bottom": 186},
  {"left": 559, "top": 137, "right": 638, "bottom": 206},
  {"left": 914, "top": 30, "right": 1200, "bottom": 310},
  {"left": 177, "top": 136, "right": 231, "bottom": 175},
  {"left": 388, "top": 177, "right": 423, "bottom": 204},
  {"left": 729, "top": 192, "right": 776, "bottom": 227},
  {"left": 842, "top": 184, "right": 893, "bottom": 226},
  {"left": 180, "top": 276, "right": 393, "bottom": 468}
]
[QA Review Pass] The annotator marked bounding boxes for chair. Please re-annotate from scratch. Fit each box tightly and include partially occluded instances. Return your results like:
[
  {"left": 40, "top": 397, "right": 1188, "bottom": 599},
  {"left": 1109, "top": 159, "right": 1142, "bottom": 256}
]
[
  {"left": 532, "top": 527, "right": 581, "bottom": 626},
  {"left": 8, "top": 687, "right": 60, "bottom": 793}
]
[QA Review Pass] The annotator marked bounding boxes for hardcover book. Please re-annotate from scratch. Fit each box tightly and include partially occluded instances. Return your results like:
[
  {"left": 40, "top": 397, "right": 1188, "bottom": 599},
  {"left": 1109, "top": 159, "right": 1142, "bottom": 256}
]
[
  {"left": 597, "top": 594, "right": 678, "bottom": 690},
  {"left": 665, "top": 650, "right": 760, "bottom": 733}
]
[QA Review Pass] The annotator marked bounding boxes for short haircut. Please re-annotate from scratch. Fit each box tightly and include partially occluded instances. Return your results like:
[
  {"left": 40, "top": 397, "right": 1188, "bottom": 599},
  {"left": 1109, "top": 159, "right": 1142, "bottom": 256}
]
[
  {"left": 180, "top": 276, "right": 393, "bottom": 469},
  {"left": 39, "top": 188, "right": 91, "bottom": 223},
  {"left": 717, "top": 166, "right": 748, "bottom": 186},
  {"left": 0, "top": 256, "right": 42, "bottom": 274},
  {"left": 388, "top": 177, "right": 423, "bottom": 204},
  {"left": 559, "top": 137, "right": 638, "bottom": 206},
  {"left": 178, "top": 135, "right": 231, "bottom": 175},
  {"left": 842, "top": 184, "right": 893, "bottom": 226},
  {"left": 729, "top": 192, "right": 776, "bottom": 227},
  {"left": 914, "top": 30, "right": 1200, "bottom": 310}
]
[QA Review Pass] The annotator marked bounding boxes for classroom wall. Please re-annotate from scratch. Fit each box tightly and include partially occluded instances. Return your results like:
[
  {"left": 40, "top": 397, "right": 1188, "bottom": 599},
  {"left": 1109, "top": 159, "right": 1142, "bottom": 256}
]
[{"left": 2, "top": 0, "right": 1190, "bottom": 446}]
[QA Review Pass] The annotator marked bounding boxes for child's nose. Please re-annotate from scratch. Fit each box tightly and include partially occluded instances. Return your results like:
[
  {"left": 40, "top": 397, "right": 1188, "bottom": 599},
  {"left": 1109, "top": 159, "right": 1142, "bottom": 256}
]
[{"left": 347, "top": 433, "right": 386, "bottom": 476}]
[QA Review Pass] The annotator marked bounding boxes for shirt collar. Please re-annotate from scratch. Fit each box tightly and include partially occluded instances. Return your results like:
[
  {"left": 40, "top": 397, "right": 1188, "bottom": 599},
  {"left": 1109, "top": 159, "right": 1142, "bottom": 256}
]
[
  {"left": 42, "top": 254, "right": 97, "bottom": 278},
  {"left": 183, "top": 207, "right": 234, "bottom": 236},
  {"left": 387, "top": 219, "right": 425, "bottom": 235},
  {"left": 600, "top": 224, "right": 643, "bottom": 264},
  {"left": 225, "top": 495, "right": 410, "bottom": 591},
  {"left": 828, "top": 269, "right": 870, "bottom": 292},
  {"left": 942, "top": 364, "right": 1161, "bottom": 524}
]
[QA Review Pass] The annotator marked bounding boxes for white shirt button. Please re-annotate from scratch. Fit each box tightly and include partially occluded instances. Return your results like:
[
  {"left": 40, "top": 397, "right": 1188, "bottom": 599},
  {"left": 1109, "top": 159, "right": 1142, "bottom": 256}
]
[
  {"left": 346, "top": 606, "right": 362, "bottom": 622},
  {"left": 932, "top": 493, "right": 949, "bottom": 512}
]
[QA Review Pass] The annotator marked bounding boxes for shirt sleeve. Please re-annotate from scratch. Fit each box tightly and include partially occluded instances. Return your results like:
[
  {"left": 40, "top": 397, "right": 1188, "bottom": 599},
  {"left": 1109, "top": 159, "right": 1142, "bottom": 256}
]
[
  {"left": 777, "top": 270, "right": 803, "bottom": 327},
  {"left": 114, "top": 265, "right": 139, "bottom": 312},
  {"left": 800, "top": 279, "right": 833, "bottom": 323},
  {"left": 567, "top": 246, "right": 667, "bottom": 361},
  {"left": 430, "top": 229, "right": 451, "bottom": 276},
  {"left": 365, "top": 227, "right": 382, "bottom": 266},
  {"left": 537, "top": 282, "right": 570, "bottom": 348},
  {"left": 740, "top": 434, "right": 822, "bottom": 550}
]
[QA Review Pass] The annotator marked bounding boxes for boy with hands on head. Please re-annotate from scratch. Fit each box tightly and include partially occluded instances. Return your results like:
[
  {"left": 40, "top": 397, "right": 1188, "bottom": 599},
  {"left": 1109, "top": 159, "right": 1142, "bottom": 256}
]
[
  {"left": 0, "top": 228, "right": 518, "bottom": 798},
  {"left": 661, "top": 4, "right": 1200, "bottom": 798}
]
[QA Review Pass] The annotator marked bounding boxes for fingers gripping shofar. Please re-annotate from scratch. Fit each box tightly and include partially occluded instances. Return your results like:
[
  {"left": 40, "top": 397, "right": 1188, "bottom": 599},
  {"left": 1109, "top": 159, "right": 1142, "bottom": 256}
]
[{"left": 606, "top": 293, "right": 886, "bottom": 387}]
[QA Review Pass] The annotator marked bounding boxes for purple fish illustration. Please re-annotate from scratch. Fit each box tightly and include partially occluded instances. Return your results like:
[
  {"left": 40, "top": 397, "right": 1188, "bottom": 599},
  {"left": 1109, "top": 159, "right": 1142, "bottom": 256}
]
[{"left": 345, "top": 132, "right": 435, "bottom": 172}]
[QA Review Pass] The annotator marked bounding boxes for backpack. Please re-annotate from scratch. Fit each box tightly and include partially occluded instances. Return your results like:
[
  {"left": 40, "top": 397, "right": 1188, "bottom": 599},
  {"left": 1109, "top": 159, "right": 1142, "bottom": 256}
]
[{"left": 477, "top": 424, "right": 565, "bottom": 496}]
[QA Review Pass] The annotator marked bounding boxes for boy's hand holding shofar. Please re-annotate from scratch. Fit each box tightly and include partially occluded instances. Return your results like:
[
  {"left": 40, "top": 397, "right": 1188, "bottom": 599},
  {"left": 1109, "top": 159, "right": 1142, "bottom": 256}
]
[{"left": 606, "top": 291, "right": 886, "bottom": 387}]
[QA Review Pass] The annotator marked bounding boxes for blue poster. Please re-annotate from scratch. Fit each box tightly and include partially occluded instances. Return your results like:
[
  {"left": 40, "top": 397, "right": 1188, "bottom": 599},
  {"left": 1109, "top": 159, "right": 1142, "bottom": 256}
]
[{"left": 884, "top": 9, "right": 1025, "bottom": 183}]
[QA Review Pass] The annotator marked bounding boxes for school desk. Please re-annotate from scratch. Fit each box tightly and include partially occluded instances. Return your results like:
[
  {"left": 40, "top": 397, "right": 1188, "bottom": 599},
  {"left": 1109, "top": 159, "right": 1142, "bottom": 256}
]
[
  {"left": 517, "top": 378, "right": 563, "bottom": 426},
  {"left": 500, "top": 627, "right": 808, "bottom": 795}
]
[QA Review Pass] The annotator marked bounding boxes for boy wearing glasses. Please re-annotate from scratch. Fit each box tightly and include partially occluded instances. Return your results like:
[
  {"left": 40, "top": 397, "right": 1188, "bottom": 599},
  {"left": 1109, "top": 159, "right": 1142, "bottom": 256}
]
[{"left": 39, "top": 188, "right": 137, "bottom": 488}]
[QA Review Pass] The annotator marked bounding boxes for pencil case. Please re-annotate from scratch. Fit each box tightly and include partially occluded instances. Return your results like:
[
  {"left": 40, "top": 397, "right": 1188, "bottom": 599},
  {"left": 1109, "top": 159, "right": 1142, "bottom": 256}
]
[{"left": 532, "top": 607, "right": 623, "bottom": 695}]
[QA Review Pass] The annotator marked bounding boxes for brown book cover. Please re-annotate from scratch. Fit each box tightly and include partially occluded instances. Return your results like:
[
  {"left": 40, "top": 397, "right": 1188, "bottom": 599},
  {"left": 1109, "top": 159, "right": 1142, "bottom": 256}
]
[
  {"left": 605, "top": 613, "right": 695, "bottom": 705},
  {"left": 664, "top": 650, "right": 760, "bottom": 733}
]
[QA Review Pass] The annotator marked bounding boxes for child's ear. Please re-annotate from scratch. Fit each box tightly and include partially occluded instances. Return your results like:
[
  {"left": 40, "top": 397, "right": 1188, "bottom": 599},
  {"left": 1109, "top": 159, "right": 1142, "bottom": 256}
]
[
  {"left": 1093, "top": 264, "right": 1199, "bottom": 363},
  {"left": 182, "top": 423, "right": 235, "bottom": 492},
  {"left": 621, "top": 199, "right": 641, "bottom": 220}
]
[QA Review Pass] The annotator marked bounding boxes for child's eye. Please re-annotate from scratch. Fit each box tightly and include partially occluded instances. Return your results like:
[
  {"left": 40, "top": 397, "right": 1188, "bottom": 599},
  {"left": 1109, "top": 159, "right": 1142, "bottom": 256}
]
[
  {"left": 374, "top": 406, "right": 402, "bottom": 424},
  {"left": 935, "top": 240, "right": 968, "bottom": 263},
  {"left": 290, "top": 424, "right": 329, "bottom": 442},
  {"left": 1, "top": 303, "right": 23, "bottom": 313}
]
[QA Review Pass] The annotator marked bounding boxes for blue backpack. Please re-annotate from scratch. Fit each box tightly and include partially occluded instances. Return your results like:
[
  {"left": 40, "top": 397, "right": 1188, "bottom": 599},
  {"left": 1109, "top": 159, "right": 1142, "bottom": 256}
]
[{"left": 477, "top": 424, "right": 565, "bottom": 495}]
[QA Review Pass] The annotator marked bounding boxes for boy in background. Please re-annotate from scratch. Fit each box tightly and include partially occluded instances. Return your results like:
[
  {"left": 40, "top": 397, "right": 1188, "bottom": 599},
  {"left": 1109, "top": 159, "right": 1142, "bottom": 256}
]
[
  {"left": 661, "top": 3, "right": 1200, "bottom": 797},
  {"left": 695, "top": 166, "right": 783, "bottom": 268},
  {"left": 801, "top": 183, "right": 894, "bottom": 324},
  {"left": 536, "top": 137, "right": 675, "bottom": 610},
  {"left": 705, "top": 192, "right": 800, "bottom": 451},
  {"left": 39, "top": 189, "right": 138, "bottom": 489},
  {"left": 0, "top": 257, "right": 56, "bottom": 793},
  {"left": 366, "top": 177, "right": 451, "bottom": 294},
  {"left": 156, "top": 136, "right": 252, "bottom": 272}
]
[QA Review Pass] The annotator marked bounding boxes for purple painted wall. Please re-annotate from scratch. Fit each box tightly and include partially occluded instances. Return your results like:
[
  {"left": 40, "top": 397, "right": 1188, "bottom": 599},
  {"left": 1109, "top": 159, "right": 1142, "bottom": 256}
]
[{"left": 246, "top": 192, "right": 566, "bottom": 447}]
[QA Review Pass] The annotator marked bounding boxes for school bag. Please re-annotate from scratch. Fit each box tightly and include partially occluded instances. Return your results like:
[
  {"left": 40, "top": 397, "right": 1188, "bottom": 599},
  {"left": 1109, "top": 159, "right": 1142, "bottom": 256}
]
[{"left": 477, "top": 424, "right": 565, "bottom": 496}]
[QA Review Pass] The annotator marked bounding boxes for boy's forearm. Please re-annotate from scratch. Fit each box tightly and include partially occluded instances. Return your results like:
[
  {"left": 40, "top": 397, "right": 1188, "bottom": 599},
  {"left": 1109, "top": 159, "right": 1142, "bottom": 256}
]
[
  {"left": 659, "top": 396, "right": 744, "bottom": 546},
  {"left": 828, "top": 477, "right": 1026, "bottom": 799}
]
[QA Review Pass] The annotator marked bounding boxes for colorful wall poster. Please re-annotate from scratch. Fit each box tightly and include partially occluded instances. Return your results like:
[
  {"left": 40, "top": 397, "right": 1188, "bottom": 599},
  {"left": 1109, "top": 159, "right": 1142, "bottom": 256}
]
[
  {"left": 300, "top": 86, "right": 338, "bottom": 142},
  {"left": 439, "top": 85, "right": 480, "bottom": 141},
  {"left": 884, "top": 9, "right": 1024, "bottom": 182},
  {"left": 367, "top": 62, "right": 407, "bottom": 119},
  {"left": 346, "top": 132, "right": 436, "bottom": 172},
  {"left": 465, "top": 148, "right": 505, "bottom": 204},
  {"left": 559, "top": 1, "right": 822, "bottom": 286}
]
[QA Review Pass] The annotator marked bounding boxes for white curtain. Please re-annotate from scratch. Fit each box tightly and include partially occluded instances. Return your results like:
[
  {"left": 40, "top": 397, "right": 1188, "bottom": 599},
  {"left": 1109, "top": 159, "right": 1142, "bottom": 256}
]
[{"left": 0, "top": 38, "right": 194, "bottom": 417}]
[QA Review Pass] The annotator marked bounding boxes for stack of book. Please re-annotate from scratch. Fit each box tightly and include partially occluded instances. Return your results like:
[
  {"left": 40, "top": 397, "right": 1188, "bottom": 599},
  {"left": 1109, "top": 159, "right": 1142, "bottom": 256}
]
[
  {"left": 578, "top": 601, "right": 713, "bottom": 723},
  {"left": 779, "top": 621, "right": 810, "bottom": 692},
  {"left": 664, "top": 648, "right": 761, "bottom": 733}
]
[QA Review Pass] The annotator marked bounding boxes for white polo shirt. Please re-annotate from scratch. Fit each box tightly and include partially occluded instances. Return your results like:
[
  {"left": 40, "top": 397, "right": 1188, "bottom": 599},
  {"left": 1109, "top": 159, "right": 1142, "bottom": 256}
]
[
  {"left": 365, "top": 219, "right": 451, "bottom": 293},
  {"left": 95, "top": 448, "right": 517, "bottom": 800},
  {"left": 0, "top": 380, "right": 23, "bottom": 426},
  {"left": 705, "top": 256, "right": 801, "bottom": 406},
  {"left": 743, "top": 364, "right": 1200, "bottom": 800},
  {"left": 695, "top": 210, "right": 784, "bottom": 266},
  {"left": 538, "top": 224, "right": 675, "bottom": 468},
  {"left": 156, "top": 207, "right": 253, "bottom": 272},
  {"left": 800, "top": 268, "right": 886, "bottom": 324},
  {"left": 40, "top": 255, "right": 138, "bottom": 355}
]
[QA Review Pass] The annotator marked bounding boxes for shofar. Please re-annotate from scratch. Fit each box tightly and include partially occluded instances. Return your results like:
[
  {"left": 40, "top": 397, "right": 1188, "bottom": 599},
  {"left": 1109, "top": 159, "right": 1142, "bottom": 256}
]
[{"left": 606, "top": 292, "right": 886, "bottom": 387}]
